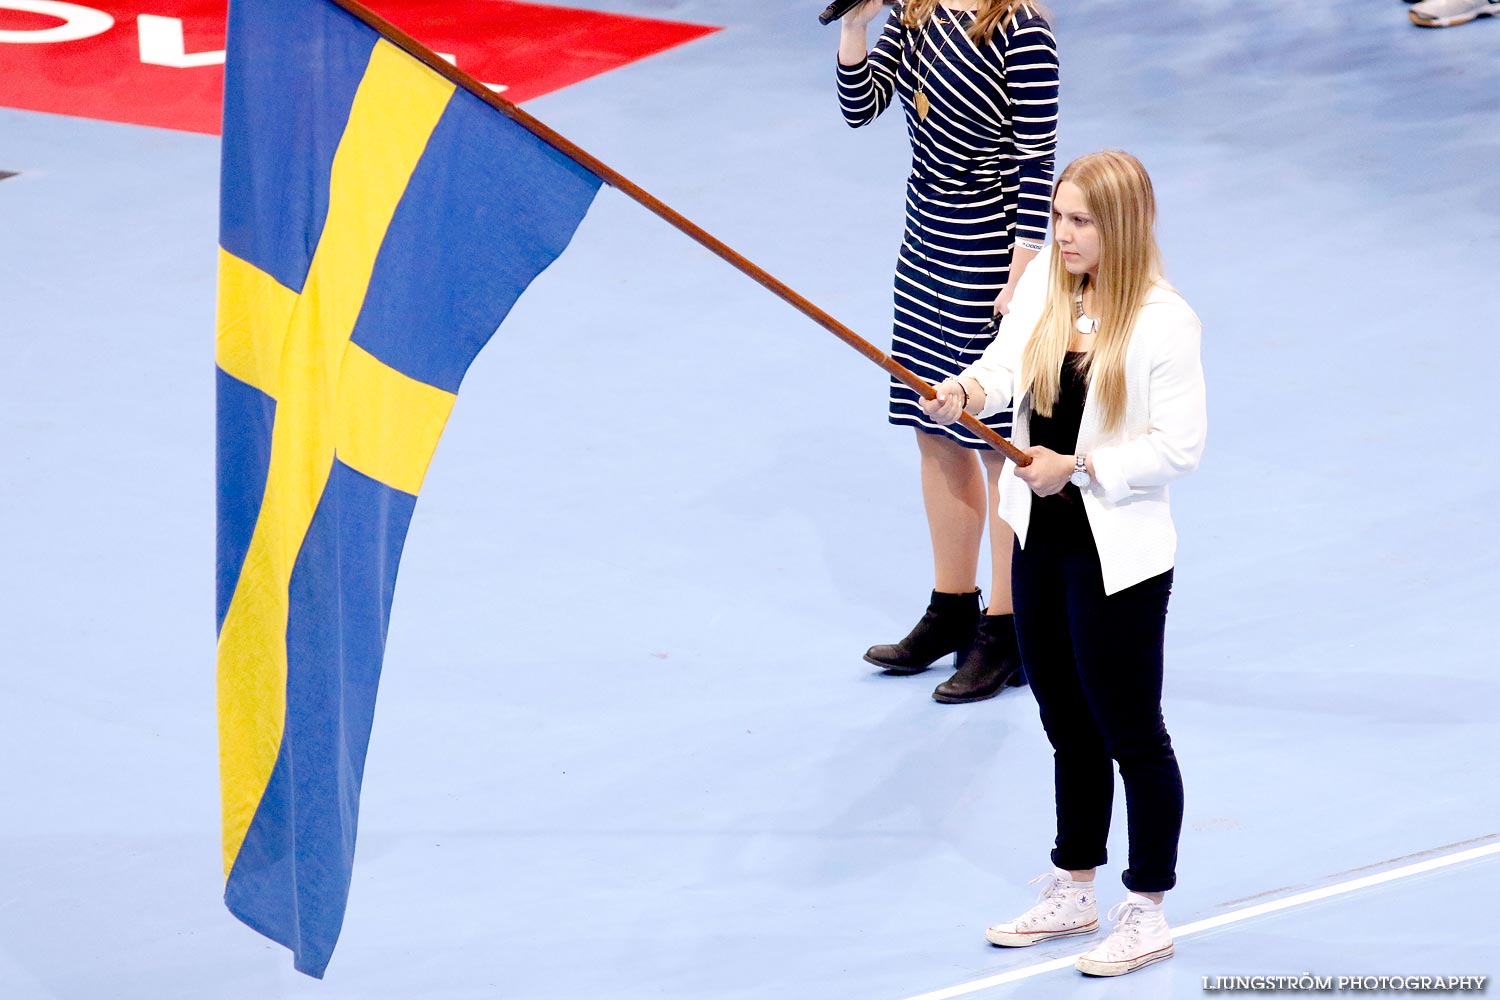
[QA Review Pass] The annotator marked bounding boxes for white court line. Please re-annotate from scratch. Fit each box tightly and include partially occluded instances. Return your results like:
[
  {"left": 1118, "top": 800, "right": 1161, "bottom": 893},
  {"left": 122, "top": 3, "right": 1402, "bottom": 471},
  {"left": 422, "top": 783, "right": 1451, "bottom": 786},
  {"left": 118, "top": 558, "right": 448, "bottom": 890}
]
[{"left": 900, "top": 840, "right": 1500, "bottom": 1000}]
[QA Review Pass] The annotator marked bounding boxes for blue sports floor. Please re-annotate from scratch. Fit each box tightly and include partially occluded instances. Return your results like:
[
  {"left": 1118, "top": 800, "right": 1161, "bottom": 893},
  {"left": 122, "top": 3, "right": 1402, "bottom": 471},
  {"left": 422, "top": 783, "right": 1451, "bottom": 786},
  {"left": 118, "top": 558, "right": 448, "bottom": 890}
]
[{"left": 3, "top": 1, "right": 1499, "bottom": 997}]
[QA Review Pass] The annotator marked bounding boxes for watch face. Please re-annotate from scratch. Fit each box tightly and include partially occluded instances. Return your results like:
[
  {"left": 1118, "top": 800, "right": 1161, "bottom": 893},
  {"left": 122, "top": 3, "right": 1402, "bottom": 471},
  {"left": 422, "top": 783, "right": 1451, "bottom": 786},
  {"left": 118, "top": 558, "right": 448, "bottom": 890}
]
[{"left": 1069, "top": 470, "right": 1091, "bottom": 488}]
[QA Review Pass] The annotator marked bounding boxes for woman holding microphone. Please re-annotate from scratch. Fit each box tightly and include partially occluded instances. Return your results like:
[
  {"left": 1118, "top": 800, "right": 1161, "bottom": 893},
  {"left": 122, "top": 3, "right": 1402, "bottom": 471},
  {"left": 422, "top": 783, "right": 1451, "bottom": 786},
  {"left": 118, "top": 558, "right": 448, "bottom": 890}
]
[
  {"left": 837, "top": 0, "right": 1059, "bottom": 703},
  {"left": 922, "top": 150, "right": 1206, "bottom": 977}
]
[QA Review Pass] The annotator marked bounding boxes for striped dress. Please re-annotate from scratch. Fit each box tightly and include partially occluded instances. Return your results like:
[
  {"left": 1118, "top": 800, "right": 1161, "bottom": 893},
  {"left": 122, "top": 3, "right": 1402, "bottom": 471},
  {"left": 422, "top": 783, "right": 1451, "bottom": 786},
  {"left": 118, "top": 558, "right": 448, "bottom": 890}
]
[{"left": 837, "top": 3, "right": 1058, "bottom": 447}]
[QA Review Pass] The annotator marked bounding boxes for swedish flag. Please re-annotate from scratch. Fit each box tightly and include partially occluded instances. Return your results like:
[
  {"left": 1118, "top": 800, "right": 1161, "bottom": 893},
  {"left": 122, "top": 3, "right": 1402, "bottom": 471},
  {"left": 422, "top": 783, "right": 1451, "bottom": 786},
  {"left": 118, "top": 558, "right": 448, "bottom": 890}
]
[{"left": 215, "top": 0, "right": 601, "bottom": 976}]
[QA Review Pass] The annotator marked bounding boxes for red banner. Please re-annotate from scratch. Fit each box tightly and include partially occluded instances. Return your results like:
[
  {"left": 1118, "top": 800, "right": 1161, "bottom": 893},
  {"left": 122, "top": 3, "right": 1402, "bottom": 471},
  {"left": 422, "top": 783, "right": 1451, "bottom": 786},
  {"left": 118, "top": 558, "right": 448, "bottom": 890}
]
[{"left": 0, "top": 0, "right": 717, "bottom": 133}]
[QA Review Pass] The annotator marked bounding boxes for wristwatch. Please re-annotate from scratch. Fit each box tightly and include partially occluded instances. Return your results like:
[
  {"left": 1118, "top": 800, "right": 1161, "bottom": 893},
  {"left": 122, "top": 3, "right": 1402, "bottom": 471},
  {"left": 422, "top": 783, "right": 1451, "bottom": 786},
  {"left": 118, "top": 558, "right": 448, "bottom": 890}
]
[{"left": 1069, "top": 454, "right": 1092, "bottom": 489}]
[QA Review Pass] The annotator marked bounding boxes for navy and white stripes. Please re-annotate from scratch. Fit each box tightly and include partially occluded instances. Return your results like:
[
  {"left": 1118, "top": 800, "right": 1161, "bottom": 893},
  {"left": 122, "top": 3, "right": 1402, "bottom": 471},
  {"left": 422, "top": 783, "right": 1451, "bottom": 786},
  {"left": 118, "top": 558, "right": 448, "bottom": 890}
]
[{"left": 838, "top": 3, "right": 1058, "bottom": 447}]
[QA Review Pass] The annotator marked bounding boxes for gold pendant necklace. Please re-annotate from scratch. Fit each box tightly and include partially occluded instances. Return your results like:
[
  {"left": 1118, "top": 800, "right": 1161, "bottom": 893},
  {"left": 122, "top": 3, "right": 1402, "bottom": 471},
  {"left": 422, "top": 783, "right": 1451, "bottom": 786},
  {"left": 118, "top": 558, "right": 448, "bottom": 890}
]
[{"left": 913, "top": 12, "right": 961, "bottom": 123}]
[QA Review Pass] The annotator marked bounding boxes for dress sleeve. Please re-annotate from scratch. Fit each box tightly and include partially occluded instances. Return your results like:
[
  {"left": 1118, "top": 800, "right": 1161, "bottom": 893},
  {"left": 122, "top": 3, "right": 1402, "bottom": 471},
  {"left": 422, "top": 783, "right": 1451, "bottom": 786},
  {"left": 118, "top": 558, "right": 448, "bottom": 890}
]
[
  {"left": 837, "top": 8, "right": 905, "bottom": 127},
  {"left": 1001, "top": 9, "right": 1059, "bottom": 248}
]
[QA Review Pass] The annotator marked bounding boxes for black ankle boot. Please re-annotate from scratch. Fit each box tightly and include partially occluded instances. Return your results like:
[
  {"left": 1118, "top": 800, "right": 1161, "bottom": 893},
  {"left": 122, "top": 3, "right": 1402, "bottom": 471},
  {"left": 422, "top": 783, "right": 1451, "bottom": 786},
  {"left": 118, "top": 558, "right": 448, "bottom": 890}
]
[
  {"left": 864, "top": 589, "right": 981, "bottom": 675},
  {"left": 932, "top": 612, "right": 1027, "bottom": 703}
]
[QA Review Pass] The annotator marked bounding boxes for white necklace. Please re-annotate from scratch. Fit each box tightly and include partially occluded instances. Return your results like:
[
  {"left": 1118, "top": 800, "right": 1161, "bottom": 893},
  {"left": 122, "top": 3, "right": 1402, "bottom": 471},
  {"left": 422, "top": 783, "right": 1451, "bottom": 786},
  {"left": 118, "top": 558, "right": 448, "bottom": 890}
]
[{"left": 1074, "top": 293, "right": 1098, "bottom": 335}]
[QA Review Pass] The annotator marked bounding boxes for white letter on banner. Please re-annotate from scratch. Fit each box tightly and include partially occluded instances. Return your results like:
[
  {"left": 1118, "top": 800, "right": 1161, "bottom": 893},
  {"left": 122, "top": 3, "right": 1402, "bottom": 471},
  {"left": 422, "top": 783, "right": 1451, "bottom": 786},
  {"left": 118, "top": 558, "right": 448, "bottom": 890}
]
[
  {"left": 0, "top": 0, "right": 112, "bottom": 43},
  {"left": 137, "top": 14, "right": 223, "bottom": 67}
]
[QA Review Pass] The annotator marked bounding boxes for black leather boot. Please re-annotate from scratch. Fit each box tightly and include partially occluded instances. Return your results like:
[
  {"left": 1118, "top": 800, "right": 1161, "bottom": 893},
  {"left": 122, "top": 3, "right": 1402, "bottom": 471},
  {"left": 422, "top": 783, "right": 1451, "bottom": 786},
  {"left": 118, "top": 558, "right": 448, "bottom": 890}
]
[
  {"left": 932, "top": 612, "right": 1027, "bottom": 703},
  {"left": 864, "top": 589, "right": 981, "bottom": 675}
]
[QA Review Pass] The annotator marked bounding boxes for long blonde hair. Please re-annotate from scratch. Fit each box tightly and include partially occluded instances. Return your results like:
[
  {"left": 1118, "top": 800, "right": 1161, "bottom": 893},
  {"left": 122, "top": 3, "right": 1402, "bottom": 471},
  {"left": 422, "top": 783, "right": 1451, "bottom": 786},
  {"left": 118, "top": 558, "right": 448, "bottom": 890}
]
[
  {"left": 1021, "top": 150, "right": 1163, "bottom": 433},
  {"left": 900, "top": 0, "right": 1039, "bottom": 42}
]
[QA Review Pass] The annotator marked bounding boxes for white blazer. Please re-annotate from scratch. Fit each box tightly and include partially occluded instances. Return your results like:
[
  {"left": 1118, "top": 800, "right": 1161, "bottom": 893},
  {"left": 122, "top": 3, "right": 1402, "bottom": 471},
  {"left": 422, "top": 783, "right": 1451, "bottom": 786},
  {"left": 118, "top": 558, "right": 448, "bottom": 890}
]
[{"left": 963, "top": 255, "right": 1207, "bottom": 595}]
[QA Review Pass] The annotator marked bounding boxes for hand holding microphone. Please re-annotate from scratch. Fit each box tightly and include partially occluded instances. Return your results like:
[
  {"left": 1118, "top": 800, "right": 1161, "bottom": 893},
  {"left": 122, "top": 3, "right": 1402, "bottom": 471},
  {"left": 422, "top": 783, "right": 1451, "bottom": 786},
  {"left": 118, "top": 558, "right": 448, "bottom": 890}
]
[{"left": 819, "top": 0, "right": 894, "bottom": 27}]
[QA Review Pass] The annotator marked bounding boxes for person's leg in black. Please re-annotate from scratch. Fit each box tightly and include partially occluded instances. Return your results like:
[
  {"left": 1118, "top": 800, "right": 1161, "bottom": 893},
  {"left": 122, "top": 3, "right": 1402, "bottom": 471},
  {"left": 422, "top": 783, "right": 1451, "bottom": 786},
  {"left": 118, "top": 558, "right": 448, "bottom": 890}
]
[
  {"left": 1061, "top": 549, "right": 1180, "bottom": 976},
  {"left": 1064, "top": 560, "right": 1182, "bottom": 894},
  {"left": 1011, "top": 535, "right": 1113, "bottom": 876},
  {"left": 985, "top": 533, "right": 1107, "bottom": 950}
]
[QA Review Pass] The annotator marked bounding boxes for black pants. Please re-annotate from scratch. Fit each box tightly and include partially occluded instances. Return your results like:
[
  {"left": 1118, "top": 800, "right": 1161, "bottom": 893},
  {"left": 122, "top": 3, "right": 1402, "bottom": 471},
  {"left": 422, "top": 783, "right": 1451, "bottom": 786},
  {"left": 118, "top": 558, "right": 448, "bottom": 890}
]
[{"left": 1011, "top": 525, "right": 1183, "bottom": 893}]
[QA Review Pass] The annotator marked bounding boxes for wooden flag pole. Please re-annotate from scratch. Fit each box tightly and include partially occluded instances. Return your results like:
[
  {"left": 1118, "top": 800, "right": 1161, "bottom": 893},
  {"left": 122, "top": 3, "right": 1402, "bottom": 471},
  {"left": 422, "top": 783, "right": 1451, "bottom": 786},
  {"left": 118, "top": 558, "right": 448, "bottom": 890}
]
[{"left": 326, "top": 0, "right": 1030, "bottom": 467}]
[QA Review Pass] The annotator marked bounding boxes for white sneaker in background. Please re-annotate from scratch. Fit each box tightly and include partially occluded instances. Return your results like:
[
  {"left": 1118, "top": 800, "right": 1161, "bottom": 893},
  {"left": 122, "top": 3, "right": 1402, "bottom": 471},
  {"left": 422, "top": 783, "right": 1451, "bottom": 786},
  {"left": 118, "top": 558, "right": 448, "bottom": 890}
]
[
  {"left": 1074, "top": 892, "right": 1174, "bottom": 976},
  {"left": 985, "top": 869, "right": 1099, "bottom": 947},
  {"left": 1409, "top": 0, "right": 1500, "bottom": 27}
]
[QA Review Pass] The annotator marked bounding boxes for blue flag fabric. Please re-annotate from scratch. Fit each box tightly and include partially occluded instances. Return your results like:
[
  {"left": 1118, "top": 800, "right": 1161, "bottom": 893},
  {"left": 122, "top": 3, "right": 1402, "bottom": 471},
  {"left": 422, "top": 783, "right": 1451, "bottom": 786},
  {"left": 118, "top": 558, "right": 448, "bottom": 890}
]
[{"left": 215, "top": 0, "right": 601, "bottom": 976}]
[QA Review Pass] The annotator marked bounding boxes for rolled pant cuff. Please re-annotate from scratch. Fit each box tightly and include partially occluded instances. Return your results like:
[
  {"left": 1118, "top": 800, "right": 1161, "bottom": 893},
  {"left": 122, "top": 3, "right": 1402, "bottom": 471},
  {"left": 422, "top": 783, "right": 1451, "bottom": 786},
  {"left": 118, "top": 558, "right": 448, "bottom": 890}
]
[
  {"left": 1122, "top": 870, "right": 1177, "bottom": 893},
  {"left": 1051, "top": 848, "right": 1107, "bottom": 873}
]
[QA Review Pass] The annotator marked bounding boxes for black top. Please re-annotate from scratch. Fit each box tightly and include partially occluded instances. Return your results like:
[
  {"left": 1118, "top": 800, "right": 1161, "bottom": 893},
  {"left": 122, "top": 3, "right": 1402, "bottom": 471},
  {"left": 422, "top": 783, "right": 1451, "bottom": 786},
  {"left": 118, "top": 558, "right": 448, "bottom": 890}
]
[{"left": 1028, "top": 352, "right": 1091, "bottom": 541}]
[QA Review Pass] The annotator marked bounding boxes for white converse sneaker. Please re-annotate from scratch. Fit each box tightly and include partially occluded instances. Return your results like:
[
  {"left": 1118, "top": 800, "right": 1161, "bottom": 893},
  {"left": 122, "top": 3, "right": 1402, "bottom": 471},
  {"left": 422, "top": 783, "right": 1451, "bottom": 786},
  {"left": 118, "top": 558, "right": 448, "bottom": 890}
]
[
  {"left": 1409, "top": 0, "right": 1500, "bottom": 27},
  {"left": 985, "top": 869, "right": 1099, "bottom": 947},
  {"left": 1074, "top": 892, "right": 1174, "bottom": 976}
]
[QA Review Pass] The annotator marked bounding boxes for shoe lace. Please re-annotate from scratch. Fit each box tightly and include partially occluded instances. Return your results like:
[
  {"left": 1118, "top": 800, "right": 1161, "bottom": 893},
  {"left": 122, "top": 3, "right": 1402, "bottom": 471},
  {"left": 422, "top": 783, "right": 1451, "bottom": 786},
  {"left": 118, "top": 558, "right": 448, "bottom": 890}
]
[
  {"left": 1103, "top": 901, "right": 1148, "bottom": 950},
  {"left": 1020, "top": 872, "right": 1077, "bottom": 924},
  {"left": 1028, "top": 871, "right": 1064, "bottom": 904}
]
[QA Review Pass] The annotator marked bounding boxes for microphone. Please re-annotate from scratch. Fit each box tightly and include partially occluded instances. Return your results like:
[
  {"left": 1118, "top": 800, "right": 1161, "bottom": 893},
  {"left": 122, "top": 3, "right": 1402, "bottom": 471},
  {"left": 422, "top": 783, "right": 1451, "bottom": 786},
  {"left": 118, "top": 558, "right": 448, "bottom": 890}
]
[{"left": 819, "top": 0, "right": 895, "bottom": 26}]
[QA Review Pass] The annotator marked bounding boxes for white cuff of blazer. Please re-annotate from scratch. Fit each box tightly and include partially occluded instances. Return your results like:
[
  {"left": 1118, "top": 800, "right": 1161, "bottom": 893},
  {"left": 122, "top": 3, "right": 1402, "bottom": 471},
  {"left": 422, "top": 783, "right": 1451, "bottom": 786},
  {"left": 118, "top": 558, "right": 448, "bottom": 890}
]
[
  {"left": 962, "top": 367, "right": 1013, "bottom": 421},
  {"left": 1087, "top": 449, "right": 1136, "bottom": 504}
]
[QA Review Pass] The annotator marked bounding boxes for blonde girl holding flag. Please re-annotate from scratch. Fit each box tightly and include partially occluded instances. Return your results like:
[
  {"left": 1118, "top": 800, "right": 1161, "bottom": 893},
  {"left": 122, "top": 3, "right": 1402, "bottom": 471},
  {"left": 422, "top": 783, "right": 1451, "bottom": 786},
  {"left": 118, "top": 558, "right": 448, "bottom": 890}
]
[{"left": 922, "top": 150, "right": 1206, "bottom": 977}]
